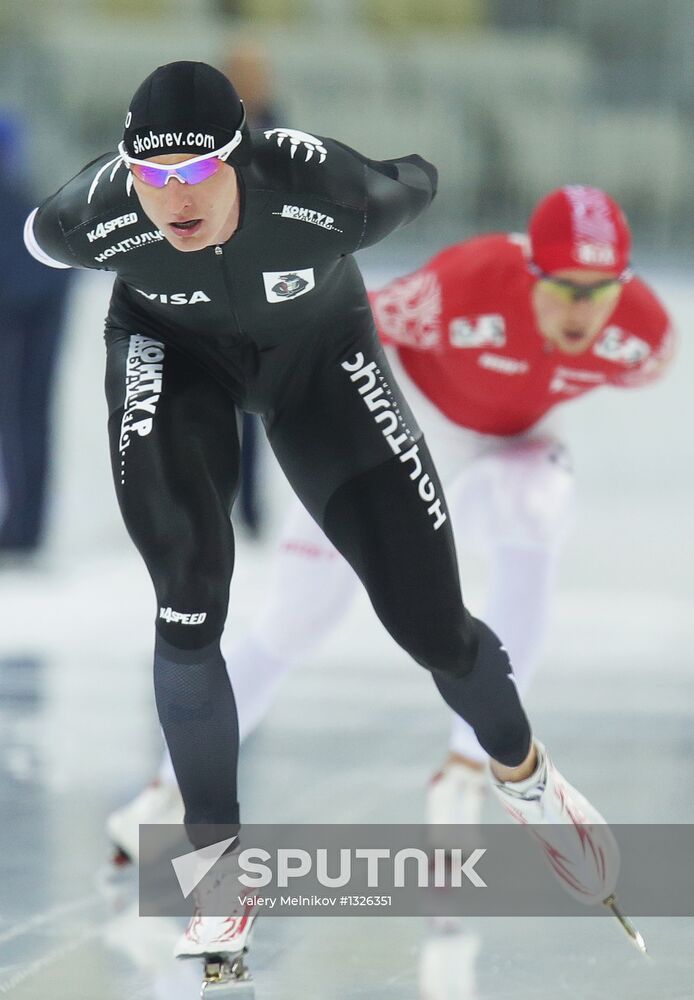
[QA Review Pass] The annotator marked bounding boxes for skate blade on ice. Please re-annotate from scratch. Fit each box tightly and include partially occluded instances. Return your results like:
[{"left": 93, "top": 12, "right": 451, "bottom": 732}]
[
  {"left": 201, "top": 953, "right": 254, "bottom": 999},
  {"left": 603, "top": 895, "right": 648, "bottom": 955}
]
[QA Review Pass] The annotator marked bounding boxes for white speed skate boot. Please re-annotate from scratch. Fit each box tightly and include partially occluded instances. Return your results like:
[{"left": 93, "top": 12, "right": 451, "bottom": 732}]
[
  {"left": 491, "top": 740, "right": 646, "bottom": 954},
  {"left": 426, "top": 758, "right": 487, "bottom": 931},
  {"left": 491, "top": 741, "right": 646, "bottom": 952},
  {"left": 176, "top": 850, "right": 256, "bottom": 995},
  {"left": 491, "top": 741, "right": 619, "bottom": 905},
  {"left": 427, "top": 759, "right": 487, "bottom": 827},
  {"left": 427, "top": 758, "right": 487, "bottom": 870},
  {"left": 106, "top": 780, "right": 185, "bottom": 865}
]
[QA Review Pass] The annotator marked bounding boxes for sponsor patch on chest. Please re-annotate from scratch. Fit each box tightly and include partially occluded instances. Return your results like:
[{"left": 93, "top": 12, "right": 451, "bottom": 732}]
[
  {"left": 449, "top": 315, "right": 506, "bottom": 348},
  {"left": 87, "top": 213, "right": 139, "bottom": 242},
  {"left": 477, "top": 353, "right": 529, "bottom": 375},
  {"left": 593, "top": 326, "right": 651, "bottom": 365},
  {"left": 273, "top": 204, "right": 342, "bottom": 232},
  {"left": 549, "top": 367, "right": 606, "bottom": 394},
  {"left": 262, "top": 268, "right": 316, "bottom": 303},
  {"left": 135, "top": 288, "right": 211, "bottom": 305},
  {"left": 94, "top": 230, "right": 163, "bottom": 262}
]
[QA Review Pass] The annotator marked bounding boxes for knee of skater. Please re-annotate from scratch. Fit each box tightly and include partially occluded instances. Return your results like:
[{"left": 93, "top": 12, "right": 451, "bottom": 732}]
[
  {"left": 490, "top": 441, "right": 575, "bottom": 548},
  {"left": 155, "top": 615, "right": 224, "bottom": 650},
  {"left": 401, "top": 618, "right": 479, "bottom": 680},
  {"left": 152, "top": 558, "right": 232, "bottom": 648},
  {"left": 431, "top": 613, "right": 518, "bottom": 683},
  {"left": 155, "top": 589, "right": 227, "bottom": 650}
]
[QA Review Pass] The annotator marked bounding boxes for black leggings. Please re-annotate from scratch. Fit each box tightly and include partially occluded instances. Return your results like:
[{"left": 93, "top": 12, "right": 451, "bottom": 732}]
[{"left": 104, "top": 322, "right": 531, "bottom": 835}]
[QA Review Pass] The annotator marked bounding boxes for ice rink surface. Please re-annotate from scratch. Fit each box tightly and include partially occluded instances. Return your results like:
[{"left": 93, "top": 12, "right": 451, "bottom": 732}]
[{"left": 1, "top": 262, "right": 693, "bottom": 998}]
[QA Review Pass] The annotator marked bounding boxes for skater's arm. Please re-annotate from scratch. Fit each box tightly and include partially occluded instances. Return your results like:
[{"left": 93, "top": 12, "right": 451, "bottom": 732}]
[
  {"left": 368, "top": 267, "right": 443, "bottom": 350},
  {"left": 24, "top": 152, "right": 128, "bottom": 271},
  {"left": 24, "top": 203, "right": 79, "bottom": 269},
  {"left": 609, "top": 282, "right": 676, "bottom": 388},
  {"left": 368, "top": 242, "right": 476, "bottom": 350},
  {"left": 359, "top": 152, "right": 437, "bottom": 249},
  {"left": 611, "top": 327, "right": 676, "bottom": 387},
  {"left": 329, "top": 140, "right": 437, "bottom": 251}
]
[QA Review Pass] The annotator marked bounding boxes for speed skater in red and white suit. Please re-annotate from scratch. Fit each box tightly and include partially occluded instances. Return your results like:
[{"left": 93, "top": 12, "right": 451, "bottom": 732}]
[{"left": 107, "top": 185, "right": 674, "bottom": 852}]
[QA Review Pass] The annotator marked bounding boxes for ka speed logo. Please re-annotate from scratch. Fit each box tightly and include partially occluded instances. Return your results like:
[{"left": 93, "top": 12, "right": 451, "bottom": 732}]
[{"left": 263, "top": 268, "right": 315, "bottom": 303}]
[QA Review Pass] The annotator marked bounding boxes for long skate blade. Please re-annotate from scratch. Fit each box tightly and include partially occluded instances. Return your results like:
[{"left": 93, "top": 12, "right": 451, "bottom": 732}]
[
  {"left": 603, "top": 895, "right": 647, "bottom": 955},
  {"left": 202, "top": 983, "right": 254, "bottom": 998}
]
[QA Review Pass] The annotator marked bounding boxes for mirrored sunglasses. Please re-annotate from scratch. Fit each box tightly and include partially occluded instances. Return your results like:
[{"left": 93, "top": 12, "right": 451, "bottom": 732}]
[{"left": 118, "top": 134, "right": 241, "bottom": 189}]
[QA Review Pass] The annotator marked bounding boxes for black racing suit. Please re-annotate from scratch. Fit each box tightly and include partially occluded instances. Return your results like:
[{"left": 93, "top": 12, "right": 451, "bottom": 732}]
[{"left": 26, "top": 127, "right": 530, "bottom": 841}]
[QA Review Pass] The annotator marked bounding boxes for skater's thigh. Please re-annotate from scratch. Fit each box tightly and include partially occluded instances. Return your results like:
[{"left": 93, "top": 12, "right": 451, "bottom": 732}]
[
  {"left": 265, "top": 329, "right": 469, "bottom": 663},
  {"left": 265, "top": 327, "right": 427, "bottom": 529},
  {"left": 254, "top": 497, "right": 360, "bottom": 653},
  {"left": 105, "top": 327, "right": 241, "bottom": 640},
  {"left": 105, "top": 328, "right": 240, "bottom": 537},
  {"left": 447, "top": 434, "right": 576, "bottom": 552}
]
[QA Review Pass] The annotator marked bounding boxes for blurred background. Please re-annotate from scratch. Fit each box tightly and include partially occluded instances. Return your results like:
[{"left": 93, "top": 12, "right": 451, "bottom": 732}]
[
  {"left": 1, "top": 0, "right": 693, "bottom": 555},
  {"left": 4, "top": 0, "right": 694, "bottom": 249},
  {"left": 0, "top": 3, "right": 692, "bottom": 998}
]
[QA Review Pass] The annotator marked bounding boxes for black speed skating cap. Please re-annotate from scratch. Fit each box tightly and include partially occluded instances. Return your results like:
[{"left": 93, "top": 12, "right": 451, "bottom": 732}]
[{"left": 122, "top": 61, "right": 248, "bottom": 160}]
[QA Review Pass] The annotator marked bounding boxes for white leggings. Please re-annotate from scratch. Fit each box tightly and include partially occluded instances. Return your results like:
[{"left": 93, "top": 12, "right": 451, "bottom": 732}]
[{"left": 160, "top": 351, "right": 575, "bottom": 780}]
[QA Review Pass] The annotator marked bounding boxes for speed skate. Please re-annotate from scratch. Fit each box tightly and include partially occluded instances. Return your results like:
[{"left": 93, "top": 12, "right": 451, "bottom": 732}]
[
  {"left": 175, "top": 852, "right": 257, "bottom": 998},
  {"left": 492, "top": 741, "right": 648, "bottom": 954}
]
